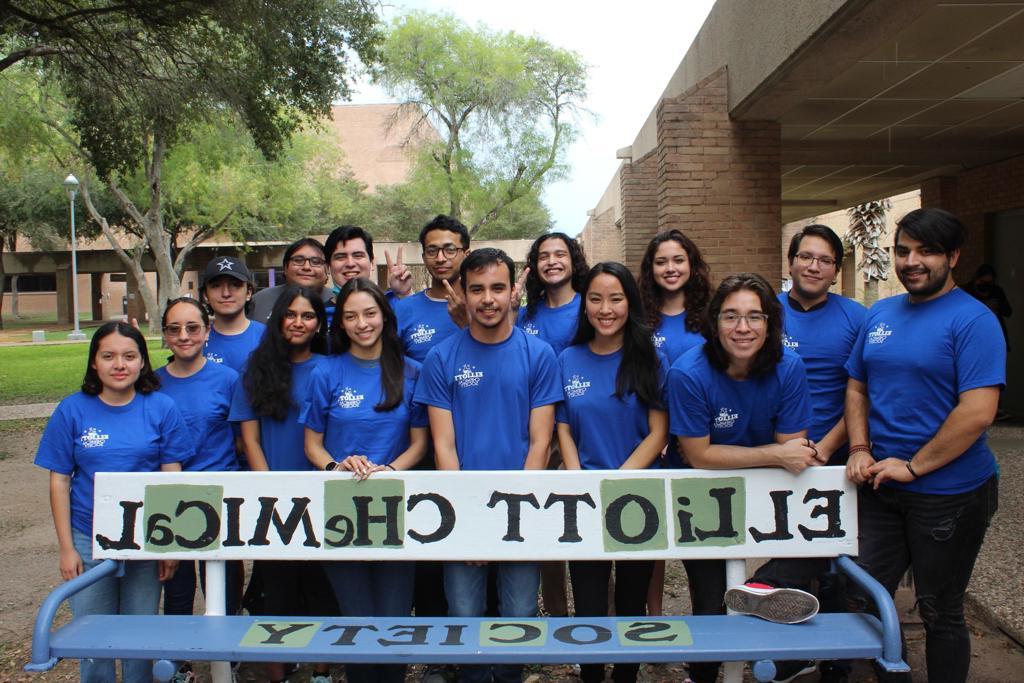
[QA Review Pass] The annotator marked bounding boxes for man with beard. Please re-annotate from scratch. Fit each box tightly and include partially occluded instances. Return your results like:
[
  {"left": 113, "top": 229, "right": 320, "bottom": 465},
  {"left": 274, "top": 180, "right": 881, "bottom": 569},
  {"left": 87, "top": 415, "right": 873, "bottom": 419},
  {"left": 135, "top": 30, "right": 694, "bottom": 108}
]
[
  {"left": 515, "top": 232, "right": 588, "bottom": 356},
  {"left": 395, "top": 215, "right": 472, "bottom": 362},
  {"left": 415, "top": 247, "right": 561, "bottom": 683},
  {"left": 845, "top": 208, "right": 1004, "bottom": 683}
]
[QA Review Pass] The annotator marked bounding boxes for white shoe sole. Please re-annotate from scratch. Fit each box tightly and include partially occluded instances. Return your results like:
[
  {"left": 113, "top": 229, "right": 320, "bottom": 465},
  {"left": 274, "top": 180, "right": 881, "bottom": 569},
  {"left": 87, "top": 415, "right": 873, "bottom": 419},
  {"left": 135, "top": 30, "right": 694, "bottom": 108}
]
[{"left": 724, "top": 585, "right": 819, "bottom": 624}]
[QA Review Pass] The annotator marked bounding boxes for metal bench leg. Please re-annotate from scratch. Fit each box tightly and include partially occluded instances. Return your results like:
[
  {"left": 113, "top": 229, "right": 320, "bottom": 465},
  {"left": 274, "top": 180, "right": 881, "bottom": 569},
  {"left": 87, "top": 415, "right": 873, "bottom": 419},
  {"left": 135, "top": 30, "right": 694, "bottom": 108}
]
[{"left": 206, "top": 560, "right": 233, "bottom": 683}]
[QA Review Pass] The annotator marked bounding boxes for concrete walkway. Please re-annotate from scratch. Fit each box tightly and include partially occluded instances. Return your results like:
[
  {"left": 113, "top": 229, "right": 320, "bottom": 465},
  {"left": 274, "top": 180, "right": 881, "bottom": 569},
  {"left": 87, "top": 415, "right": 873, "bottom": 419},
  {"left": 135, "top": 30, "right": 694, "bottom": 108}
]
[
  {"left": 3, "top": 402, "right": 1022, "bottom": 646},
  {"left": 0, "top": 402, "right": 58, "bottom": 420}
]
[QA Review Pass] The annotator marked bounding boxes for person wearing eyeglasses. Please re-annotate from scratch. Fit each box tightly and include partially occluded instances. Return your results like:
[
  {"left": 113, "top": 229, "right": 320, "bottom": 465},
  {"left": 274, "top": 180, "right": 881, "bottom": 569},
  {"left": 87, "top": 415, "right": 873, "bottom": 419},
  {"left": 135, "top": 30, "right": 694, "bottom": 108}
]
[
  {"left": 394, "top": 215, "right": 472, "bottom": 362},
  {"left": 250, "top": 238, "right": 332, "bottom": 322},
  {"left": 666, "top": 273, "right": 822, "bottom": 683},
  {"left": 155, "top": 297, "right": 241, "bottom": 683}
]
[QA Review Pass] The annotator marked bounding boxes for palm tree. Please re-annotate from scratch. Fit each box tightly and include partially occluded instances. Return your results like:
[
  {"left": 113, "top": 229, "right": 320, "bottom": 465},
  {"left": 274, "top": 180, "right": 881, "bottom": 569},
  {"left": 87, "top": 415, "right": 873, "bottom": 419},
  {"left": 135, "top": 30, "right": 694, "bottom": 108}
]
[{"left": 845, "top": 199, "right": 892, "bottom": 306}]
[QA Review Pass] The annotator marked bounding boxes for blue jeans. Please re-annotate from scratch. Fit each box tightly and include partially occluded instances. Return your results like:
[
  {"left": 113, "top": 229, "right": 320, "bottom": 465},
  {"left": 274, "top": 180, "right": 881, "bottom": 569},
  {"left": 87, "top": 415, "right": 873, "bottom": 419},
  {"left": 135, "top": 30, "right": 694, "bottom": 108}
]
[
  {"left": 163, "top": 559, "right": 243, "bottom": 616},
  {"left": 70, "top": 528, "right": 161, "bottom": 683},
  {"left": 444, "top": 561, "right": 539, "bottom": 683},
  {"left": 851, "top": 476, "right": 998, "bottom": 683},
  {"left": 323, "top": 561, "right": 415, "bottom": 683}
]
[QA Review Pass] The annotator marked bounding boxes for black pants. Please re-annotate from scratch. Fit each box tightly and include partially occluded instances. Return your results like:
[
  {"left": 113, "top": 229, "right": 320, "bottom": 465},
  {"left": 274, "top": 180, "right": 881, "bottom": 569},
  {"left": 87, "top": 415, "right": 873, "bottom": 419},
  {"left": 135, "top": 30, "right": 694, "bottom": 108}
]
[
  {"left": 850, "top": 476, "right": 998, "bottom": 683},
  {"left": 569, "top": 560, "right": 654, "bottom": 683}
]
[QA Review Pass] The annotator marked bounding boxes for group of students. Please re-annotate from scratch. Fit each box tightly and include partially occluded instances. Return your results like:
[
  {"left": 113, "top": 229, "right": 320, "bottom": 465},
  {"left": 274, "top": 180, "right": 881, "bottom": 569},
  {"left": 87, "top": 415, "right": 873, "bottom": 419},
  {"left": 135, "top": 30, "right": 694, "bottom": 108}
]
[{"left": 35, "top": 208, "right": 1004, "bottom": 683}]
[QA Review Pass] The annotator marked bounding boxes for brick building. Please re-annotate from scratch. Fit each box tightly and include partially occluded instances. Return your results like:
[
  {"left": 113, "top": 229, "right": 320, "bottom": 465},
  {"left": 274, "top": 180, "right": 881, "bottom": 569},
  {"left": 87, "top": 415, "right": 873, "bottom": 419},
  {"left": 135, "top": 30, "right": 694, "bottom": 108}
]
[{"left": 579, "top": 0, "right": 1024, "bottom": 414}]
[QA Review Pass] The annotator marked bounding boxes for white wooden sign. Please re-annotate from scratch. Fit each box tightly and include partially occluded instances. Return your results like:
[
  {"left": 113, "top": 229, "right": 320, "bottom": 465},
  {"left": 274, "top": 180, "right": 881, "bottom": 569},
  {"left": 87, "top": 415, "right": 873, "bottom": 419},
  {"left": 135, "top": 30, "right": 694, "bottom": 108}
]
[{"left": 92, "top": 468, "right": 857, "bottom": 561}]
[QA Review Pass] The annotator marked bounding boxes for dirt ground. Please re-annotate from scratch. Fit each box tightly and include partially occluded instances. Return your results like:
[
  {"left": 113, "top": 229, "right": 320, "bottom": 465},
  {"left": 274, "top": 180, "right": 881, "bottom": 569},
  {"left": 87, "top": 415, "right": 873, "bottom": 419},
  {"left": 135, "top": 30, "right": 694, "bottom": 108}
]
[{"left": 2, "top": 421, "right": 1023, "bottom": 682}]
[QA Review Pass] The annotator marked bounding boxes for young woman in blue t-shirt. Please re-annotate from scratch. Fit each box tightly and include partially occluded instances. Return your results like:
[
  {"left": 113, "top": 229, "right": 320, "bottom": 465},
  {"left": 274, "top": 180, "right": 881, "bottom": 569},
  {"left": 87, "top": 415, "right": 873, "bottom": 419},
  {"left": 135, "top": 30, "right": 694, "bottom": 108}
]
[
  {"left": 557, "top": 262, "right": 668, "bottom": 683},
  {"left": 638, "top": 229, "right": 712, "bottom": 614},
  {"left": 303, "top": 278, "right": 428, "bottom": 683},
  {"left": 35, "top": 322, "right": 190, "bottom": 683},
  {"left": 231, "top": 285, "right": 336, "bottom": 683},
  {"left": 667, "top": 273, "right": 822, "bottom": 683},
  {"left": 155, "top": 297, "right": 241, "bottom": 681}
]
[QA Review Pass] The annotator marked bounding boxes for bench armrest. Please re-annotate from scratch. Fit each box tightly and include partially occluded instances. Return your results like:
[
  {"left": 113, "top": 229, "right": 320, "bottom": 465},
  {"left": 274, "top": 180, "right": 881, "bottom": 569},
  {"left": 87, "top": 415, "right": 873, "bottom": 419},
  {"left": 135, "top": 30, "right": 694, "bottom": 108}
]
[
  {"left": 26, "top": 559, "right": 123, "bottom": 672},
  {"left": 834, "top": 554, "right": 909, "bottom": 673}
]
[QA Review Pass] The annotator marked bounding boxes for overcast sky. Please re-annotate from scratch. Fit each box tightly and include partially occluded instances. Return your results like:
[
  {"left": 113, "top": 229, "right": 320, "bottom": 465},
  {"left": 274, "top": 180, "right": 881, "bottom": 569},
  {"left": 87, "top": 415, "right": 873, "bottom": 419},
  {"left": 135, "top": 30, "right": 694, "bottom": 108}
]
[{"left": 346, "top": 1, "right": 716, "bottom": 235}]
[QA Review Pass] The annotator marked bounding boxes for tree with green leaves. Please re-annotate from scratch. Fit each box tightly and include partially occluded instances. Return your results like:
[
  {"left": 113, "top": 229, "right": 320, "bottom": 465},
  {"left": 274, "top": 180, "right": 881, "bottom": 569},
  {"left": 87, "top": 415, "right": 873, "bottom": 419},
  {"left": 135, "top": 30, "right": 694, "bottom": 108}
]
[
  {"left": 3, "top": 0, "right": 381, "bottom": 330},
  {"left": 376, "top": 11, "right": 586, "bottom": 236}
]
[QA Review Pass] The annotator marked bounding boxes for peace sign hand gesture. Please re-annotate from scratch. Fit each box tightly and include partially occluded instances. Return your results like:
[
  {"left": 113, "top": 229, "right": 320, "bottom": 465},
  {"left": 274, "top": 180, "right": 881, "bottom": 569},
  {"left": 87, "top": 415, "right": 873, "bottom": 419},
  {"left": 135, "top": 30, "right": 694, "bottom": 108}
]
[
  {"left": 385, "top": 247, "right": 413, "bottom": 298},
  {"left": 442, "top": 279, "right": 469, "bottom": 329}
]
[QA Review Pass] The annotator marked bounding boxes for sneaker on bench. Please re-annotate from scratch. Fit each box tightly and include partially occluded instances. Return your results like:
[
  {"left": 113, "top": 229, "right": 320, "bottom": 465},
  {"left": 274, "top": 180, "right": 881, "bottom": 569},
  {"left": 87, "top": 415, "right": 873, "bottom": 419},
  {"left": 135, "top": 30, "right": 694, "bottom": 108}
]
[{"left": 724, "top": 582, "right": 818, "bottom": 624}]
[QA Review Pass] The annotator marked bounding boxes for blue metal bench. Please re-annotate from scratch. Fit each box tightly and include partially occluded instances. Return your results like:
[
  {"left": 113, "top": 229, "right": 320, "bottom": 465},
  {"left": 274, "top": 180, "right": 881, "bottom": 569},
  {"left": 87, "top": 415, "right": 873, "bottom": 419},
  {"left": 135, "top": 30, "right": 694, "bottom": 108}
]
[{"left": 25, "top": 469, "right": 910, "bottom": 682}]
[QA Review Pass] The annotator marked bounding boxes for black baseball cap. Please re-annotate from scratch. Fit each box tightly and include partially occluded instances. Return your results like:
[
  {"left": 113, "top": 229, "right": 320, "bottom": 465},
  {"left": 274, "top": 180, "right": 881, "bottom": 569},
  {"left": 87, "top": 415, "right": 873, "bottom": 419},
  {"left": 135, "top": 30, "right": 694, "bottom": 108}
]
[{"left": 201, "top": 256, "right": 252, "bottom": 286}]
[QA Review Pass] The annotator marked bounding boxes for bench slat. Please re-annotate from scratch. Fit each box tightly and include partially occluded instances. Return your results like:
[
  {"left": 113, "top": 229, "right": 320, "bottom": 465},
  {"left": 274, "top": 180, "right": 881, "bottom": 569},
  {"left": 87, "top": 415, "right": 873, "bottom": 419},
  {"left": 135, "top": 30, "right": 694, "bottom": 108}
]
[{"left": 50, "top": 614, "right": 885, "bottom": 664}]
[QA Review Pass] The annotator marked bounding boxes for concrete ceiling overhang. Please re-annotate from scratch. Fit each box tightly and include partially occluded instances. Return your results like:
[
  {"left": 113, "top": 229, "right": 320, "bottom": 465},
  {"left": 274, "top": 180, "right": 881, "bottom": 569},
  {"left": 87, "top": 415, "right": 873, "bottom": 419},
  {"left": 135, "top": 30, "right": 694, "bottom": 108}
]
[{"left": 731, "top": 0, "right": 1024, "bottom": 223}]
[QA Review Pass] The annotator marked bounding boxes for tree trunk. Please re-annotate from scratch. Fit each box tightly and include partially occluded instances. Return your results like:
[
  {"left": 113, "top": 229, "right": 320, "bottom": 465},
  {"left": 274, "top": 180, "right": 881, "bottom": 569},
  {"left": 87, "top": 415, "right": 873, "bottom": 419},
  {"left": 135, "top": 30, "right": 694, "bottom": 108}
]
[
  {"left": 10, "top": 275, "right": 19, "bottom": 318},
  {"left": 864, "top": 278, "right": 879, "bottom": 307}
]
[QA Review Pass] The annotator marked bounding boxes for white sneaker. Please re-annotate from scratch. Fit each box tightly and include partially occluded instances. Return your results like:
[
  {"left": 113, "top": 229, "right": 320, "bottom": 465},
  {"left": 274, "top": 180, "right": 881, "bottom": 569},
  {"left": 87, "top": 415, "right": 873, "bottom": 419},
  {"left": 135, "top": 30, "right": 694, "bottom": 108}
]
[{"left": 724, "top": 582, "right": 819, "bottom": 624}]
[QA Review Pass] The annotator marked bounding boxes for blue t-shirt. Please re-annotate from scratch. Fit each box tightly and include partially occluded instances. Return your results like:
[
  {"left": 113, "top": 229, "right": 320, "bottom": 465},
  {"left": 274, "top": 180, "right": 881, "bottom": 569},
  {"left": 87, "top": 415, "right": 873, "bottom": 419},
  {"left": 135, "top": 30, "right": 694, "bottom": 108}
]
[
  {"left": 556, "top": 345, "right": 667, "bottom": 470},
  {"left": 205, "top": 320, "right": 265, "bottom": 373},
  {"left": 229, "top": 354, "right": 324, "bottom": 472},
  {"left": 668, "top": 345, "right": 811, "bottom": 447},
  {"left": 156, "top": 361, "right": 239, "bottom": 472},
  {"left": 779, "top": 293, "right": 866, "bottom": 457},
  {"left": 845, "top": 288, "right": 1005, "bottom": 495},
  {"left": 300, "top": 353, "right": 428, "bottom": 466},
  {"left": 395, "top": 291, "right": 461, "bottom": 362},
  {"left": 516, "top": 293, "right": 581, "bottom": 357},
  {"left": 415, "top": 328, "right": 562, "bottom": 470},
  {"left": 652, "top": 311, "right": 706, "bottom": 365},
  {"left": 35, "top": 392, "right": 193, "bottom": 534}
]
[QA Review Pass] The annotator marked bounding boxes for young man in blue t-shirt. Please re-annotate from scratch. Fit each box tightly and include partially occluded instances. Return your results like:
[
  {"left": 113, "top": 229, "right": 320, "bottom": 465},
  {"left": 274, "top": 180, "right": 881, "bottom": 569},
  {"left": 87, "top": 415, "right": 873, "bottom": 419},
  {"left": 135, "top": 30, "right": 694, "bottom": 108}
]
[
  {"left": 322, "top": 225, "right": 413, "bottom": 325},
  {"left": 394, "top": 215, "right": 472, "bottom": 362},
  {"left": 782, "top": 225, "right": 866, "bottom": 465},
  {"left": 415, "top": 248, "right": 562, "bottom": 683},
  {"left": 845, "top": 208, "right": 1004, "bottom": 683},
  {"left": 200, "top": 256, "right": 266, "bottom": 372}
]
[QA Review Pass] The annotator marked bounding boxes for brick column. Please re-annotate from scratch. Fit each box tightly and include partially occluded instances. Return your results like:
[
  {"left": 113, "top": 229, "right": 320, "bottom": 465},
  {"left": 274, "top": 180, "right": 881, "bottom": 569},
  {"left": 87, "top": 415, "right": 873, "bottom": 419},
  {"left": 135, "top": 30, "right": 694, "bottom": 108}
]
[
  {"left": 580, "top": 207, "right": 623, "bottom": 264},
  {"left": 619, "top": 150, "right": 660, "bottom": 273},
  {"left": 125, "top": 269, "right": 147, "bottom": 324},
  {"left": 90, "top": 272, "right": 104, "bottom": 321},
  {"left": 655, "top": 67, "right": 782, "bottom": 282}
]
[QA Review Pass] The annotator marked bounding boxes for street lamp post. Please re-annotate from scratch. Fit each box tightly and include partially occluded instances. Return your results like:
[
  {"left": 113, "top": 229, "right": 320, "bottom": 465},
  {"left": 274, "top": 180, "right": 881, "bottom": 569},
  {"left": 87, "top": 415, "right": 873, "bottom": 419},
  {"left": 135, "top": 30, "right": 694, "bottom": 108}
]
[{"left": 63, "top": 174, "right": 87, "bottom": 341}]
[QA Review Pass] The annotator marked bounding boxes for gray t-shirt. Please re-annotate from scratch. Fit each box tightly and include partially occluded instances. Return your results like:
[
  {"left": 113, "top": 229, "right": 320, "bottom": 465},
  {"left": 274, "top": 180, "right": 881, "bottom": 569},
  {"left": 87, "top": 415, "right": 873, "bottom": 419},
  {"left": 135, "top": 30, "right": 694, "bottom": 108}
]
[{"left": 250, "top": 284, "right": 332, "bottom": 323}]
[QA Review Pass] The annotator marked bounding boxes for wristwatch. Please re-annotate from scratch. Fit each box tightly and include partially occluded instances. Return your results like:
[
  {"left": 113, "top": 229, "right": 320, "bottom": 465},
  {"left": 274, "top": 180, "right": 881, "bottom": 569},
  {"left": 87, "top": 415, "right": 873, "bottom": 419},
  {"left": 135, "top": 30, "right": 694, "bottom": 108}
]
[{"left": 324, "top": 461, "right": 339, "bottom": 472}]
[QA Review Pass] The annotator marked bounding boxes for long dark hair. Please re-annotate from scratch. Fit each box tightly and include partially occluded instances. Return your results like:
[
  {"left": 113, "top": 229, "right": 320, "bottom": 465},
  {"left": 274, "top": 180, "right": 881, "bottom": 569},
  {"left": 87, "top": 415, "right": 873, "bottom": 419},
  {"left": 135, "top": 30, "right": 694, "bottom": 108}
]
[
  {"left": 243, "top": 285, "right": 327, "bottom": 420},
  {"left": 702, "top": 273, "right": 783, "bottom": 378},
  {"left": 639, "top": 229, "right": 711, "bottom": 333},
  {"left": 329, "top": 278, "right": 406, "bottom": 412},
  {"left": 571, "top": 262, "right": 662, "bottom": 408},
  {"left": 81, "top": 322, "right": 161, "bottom": 395},
  {"left": 524, "top": 233, "right": 588, "bottom": 318}
]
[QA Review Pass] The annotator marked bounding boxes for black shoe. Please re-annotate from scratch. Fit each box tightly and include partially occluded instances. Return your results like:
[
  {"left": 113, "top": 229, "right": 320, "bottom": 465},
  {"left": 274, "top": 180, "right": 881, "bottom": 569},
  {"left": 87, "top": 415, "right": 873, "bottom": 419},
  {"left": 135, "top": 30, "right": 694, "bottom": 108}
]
[{"left": 772, "top": 660, "right": 816, "bottom": 682}]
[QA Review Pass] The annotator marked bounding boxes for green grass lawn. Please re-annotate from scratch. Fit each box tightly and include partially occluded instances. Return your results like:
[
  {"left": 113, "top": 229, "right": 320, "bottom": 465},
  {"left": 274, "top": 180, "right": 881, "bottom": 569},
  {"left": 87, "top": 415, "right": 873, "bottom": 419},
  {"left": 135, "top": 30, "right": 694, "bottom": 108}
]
[{"left": 0, "top": 340, "right": 166, "bottom": 406}]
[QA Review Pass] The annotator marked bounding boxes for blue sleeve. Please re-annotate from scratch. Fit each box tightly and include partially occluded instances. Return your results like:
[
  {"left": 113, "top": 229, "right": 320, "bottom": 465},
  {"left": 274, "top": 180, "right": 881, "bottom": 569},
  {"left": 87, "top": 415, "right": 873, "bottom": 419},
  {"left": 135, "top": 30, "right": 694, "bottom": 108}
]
[
  {"left": 555, "top": 401, "right": 568, "bottom": 425},
  {"left": 953, "top": 312, "right": 1007, "bottom": 391},
  {"left": 776, "top": 355, "right": 812, "bottom": 435},
  {"left": 159, "top": 401, "right": 195, "bottom": 465},
  {"left": 844, "top": 322, "right": 868, "bottom": 382},
  {"left": 299, "top": 365, "right": 331, "bottom": 433},
  {"left": 530, "top": 344, "right": 563, "bottom": 408},
  {"left": 667, "top": 367, "right": 711, "bottom": 438},
  {"left": 228, "top": 378, "right": 257, "bottom": 423},
  {"left": 413, "top": 347, "right": 452, "bottom": 410},
  {"left": 34, "top": 401, "right": 75, "bottom": 474},
  {"left": 405, "top": 363, "right": 430, "bottom": 428}
]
